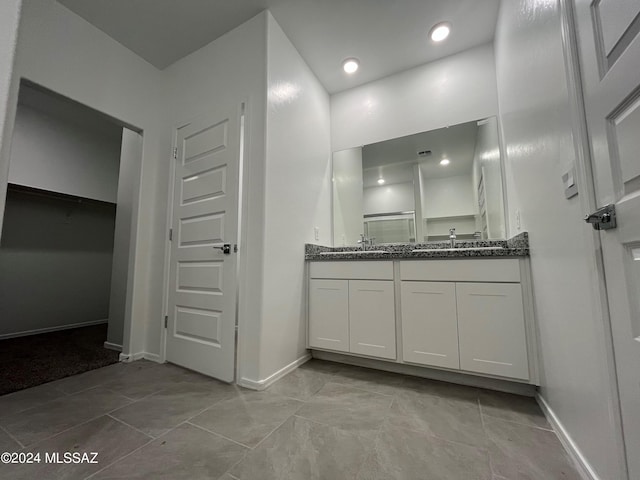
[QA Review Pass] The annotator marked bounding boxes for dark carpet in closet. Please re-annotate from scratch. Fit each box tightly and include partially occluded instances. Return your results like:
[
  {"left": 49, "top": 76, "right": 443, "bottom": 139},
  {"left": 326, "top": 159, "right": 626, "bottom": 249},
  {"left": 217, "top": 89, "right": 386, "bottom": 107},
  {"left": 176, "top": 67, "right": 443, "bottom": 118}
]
[{"left": 0, "top": 323, "right": 119, "bottom": 395}]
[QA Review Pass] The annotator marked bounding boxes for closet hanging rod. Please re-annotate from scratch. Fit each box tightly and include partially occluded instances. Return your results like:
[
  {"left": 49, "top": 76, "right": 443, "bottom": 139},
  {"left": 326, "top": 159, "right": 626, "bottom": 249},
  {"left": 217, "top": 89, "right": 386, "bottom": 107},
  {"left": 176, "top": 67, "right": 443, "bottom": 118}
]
[{"left": 6, "top": 183, "right": 116, "bottom": 207}]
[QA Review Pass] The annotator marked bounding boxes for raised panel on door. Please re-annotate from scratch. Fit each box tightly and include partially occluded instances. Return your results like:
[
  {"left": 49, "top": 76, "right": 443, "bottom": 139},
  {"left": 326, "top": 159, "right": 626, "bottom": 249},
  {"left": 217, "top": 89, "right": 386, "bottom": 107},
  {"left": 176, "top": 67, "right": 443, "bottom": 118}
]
[
  {"left": 349, "top": 280, "right": 396, "bottom": 360},
  {"left": 308, "top": 279, "right": 349, "bottom": 352},
  {"left": 401, "top": 281, "right": 459, "bottom": 369},
  {"left": 456, "top": 282, "right": 528, "bottom": 380}
]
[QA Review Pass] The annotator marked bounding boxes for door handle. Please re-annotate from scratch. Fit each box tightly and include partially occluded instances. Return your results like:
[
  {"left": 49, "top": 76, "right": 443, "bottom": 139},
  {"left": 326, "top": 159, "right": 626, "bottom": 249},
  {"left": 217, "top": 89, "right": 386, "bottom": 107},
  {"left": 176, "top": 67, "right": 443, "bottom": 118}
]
[
  {"left": 584, "top": 204, "right": 616, "bottom": 230},
  {"left": 212, "top": 243, "right": 231, "bottom": 254}
]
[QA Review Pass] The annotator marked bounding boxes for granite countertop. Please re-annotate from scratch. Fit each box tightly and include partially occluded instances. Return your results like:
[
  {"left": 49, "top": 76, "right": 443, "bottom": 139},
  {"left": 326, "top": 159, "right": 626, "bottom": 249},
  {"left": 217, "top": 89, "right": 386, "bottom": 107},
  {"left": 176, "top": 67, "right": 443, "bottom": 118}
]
[{"left": 305, "top": 232, "right": 529, "bottom": 261}]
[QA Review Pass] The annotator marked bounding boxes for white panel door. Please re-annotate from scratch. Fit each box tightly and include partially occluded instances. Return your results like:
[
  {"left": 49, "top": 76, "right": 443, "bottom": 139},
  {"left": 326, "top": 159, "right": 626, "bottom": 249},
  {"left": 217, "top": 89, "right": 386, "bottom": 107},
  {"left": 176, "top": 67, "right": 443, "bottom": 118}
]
[
  {"left": 401, "top": 281, "right": 459, "bottom": 369},
  {"left": 166, "top": 103, "right": 240, "bottom": 382},
  {"left": 457, "top": 282, "right": 528, "bottom": 380},
  {"left": 349, "top": 280, "right": 396, "bottom": 359},
  {"left": 308, "top": 279, "right": 349, "bottom": 352},
  {"left": 574, "top": 1, "right": 640, "bottom": 477}
]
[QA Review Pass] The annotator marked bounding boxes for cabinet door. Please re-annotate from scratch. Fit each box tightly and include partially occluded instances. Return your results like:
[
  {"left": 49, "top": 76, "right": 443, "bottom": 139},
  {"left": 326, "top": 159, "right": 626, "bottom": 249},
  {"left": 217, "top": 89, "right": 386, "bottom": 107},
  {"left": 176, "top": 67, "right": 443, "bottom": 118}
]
[
  {"left": 457, "top": 282, "right": 529, "bottom": 380},
  {"left": 349, "top": 280, "right": 396, "bottom": 359},
  {"left": 401, "top": 281, "right": 459, "bottom": 369},
  {"left": 309, "top": 279, "right": 349, "bottom": 352}
]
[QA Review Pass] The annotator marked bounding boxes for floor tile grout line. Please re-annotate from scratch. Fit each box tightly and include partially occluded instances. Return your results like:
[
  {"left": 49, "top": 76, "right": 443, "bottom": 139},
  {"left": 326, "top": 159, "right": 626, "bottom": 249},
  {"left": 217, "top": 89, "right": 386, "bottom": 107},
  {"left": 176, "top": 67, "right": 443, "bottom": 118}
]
[
  {"left": 0, "top": 423, "right": 25, "bottom": 449},
  {"left": 179, "top": 393, "right": 243, "bottom": 426},
  {"left": 320, "top": 379, "right": 395, "bottom": 398},
  {"left": 379, "top": 414, "right": 491, "bottom": 453},
  {"left": 83, "top": 436, "right": 156, "bottom": 480},
  {"left": 15, "top": 411, "right": 122, "bottom": 451},
  {"left": 219, "top": 458, "right": 246, "bottom": 480},
  {"left": 185, "top": 421, "right": 254, "bottom": 450},
  {"left": 250, "top": 410, "right": 300, "bottom": 452},
  {"left": 11, "top": 395, "right": 137, "bottom": 449},
  {"left": 290, "top": 413, "right": 381, "bottom": 442},
  {"left": 291, "top": 413, "right": 341, "bottom": 431},
  {"left": 478, "top": 399, "right": 498, "bottom": 478},
  {"left": 480, "top": 411, "right": 554, "bottom": 432},
  {"left": 0, "top": 387, "right": 79, "bottom": 419},
  {"left": 478, "top": 398, "right": 487, "bottom": 430},
  {"left": 83, "top": 409, "right": 198, "bottom": 480},
  {"left": 106, "top": 414, "right": 155, "bottom": 439}
]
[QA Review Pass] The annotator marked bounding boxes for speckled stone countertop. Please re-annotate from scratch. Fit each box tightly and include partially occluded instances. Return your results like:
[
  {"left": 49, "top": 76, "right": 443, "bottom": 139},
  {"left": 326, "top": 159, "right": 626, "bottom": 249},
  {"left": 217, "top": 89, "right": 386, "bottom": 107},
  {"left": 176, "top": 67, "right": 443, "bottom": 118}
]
[{"left": 305, "top": 232, "right": 529, "bottom": 261}]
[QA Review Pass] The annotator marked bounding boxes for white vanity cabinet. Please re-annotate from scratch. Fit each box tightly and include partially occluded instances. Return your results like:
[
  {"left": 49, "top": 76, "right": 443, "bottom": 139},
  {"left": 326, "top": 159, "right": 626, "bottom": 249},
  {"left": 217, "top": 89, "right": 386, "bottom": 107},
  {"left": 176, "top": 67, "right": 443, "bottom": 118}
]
[
  {"left": 349, "top": 280, "right": 396, "bottom": 359},
  {"left": 308, "top": 261, "right": 396, "bottom": 360},
  {"left": 456, "top": 282, "right": 528, "bottom": 379},
  {"left": 400, "top": 281, "right": 460, "bottom": 369},
  {"left": 308, "top": 279, "right": 349, "bottom": 352},
  {"left": 308, "top": 257, "right": 537, "bottom": 384},
  {"left": 400, "top": 259, "right": 531, "bottom": 381}
]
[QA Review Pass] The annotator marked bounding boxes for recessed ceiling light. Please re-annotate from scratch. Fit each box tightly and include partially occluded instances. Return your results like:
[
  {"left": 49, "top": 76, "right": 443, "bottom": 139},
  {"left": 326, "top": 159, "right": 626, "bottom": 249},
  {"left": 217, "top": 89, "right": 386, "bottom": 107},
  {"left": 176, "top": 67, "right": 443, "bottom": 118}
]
[
  {"left": 343, "top": 58, "right": 359, "bottom": 74},
  {"left": 430, "top": 22, "right": 451, "bottom": 42},
  {"left": 377, "top": 178, "right": 385, "bottom": 185},
  {"left": 440, "top": 159, "right": 450, "bottom": 166}
]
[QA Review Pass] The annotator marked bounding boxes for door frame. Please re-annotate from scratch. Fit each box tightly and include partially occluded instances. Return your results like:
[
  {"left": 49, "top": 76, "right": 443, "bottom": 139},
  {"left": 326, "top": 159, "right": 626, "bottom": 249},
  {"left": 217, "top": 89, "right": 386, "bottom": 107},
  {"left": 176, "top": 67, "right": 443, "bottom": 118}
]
[
  {"left": 557, "top": 0, "right": 628, "bottom": 477},
  {"left": 160, "top": 99, "right": 249, "bottom": 383}
]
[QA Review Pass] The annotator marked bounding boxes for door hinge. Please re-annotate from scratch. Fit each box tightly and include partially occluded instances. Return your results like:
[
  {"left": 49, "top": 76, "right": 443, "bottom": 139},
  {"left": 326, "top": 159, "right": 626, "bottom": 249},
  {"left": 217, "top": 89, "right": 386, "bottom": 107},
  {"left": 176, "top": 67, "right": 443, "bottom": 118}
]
[
  {"left": 172, "top": 147, "right": 178, "bottom": 160},
  {"left": 164, "top": 315, "right": 168, "bottom": 329},
  {"left": 169, "top": 228, "right": 173, "bottom": 241}
]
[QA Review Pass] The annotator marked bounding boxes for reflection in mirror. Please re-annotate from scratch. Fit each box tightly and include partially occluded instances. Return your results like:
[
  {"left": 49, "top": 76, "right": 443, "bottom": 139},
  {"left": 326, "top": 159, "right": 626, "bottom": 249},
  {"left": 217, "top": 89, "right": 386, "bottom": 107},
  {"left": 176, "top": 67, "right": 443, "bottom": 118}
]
[{"left": 332, "top": 117, "right": 506, "bottom": 245}]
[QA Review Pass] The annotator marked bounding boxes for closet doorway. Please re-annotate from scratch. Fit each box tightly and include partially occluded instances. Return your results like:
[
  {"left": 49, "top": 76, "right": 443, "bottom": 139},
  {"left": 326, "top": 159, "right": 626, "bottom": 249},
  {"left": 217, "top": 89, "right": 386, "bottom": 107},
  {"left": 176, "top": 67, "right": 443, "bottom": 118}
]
[{"left": 0, "top": 81, "right": 142, "bottom": 394}]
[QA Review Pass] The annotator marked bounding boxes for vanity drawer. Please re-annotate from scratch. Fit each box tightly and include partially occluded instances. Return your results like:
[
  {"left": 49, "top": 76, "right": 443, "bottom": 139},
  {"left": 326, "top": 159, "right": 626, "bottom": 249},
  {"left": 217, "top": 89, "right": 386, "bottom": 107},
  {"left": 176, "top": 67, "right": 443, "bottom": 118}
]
[
  {"left": 400, "top": 259, "right": 520, "bottom": 283},
  {"left": 309, "top": 261, "right": 393, "bottom": 280}
]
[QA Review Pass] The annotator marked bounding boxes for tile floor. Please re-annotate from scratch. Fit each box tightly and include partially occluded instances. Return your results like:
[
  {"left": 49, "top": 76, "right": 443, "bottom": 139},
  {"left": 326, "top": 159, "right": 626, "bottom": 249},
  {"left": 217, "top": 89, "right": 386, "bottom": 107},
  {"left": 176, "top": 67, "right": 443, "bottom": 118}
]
[{"left": 0, "top": 359, "right": 580, "bottom": 479}]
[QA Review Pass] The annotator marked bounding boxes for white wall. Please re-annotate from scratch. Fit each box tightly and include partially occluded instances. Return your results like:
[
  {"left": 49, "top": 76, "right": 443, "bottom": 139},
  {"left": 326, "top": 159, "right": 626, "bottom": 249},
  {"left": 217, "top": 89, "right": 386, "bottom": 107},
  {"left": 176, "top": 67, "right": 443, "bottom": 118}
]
[
  {"left": 422, "top": 174, "right": 475, "bottom": 218},
  {"left": 331, "top": 43, "right": 498, "bottom": 152},
  {"left": 259, "top": 13, "right": 331, "bottom": 380},
  {"left": 0, "top": 0, "right": 22, "bottom": 235},
  {"left": 9, "top": 102, "right": 122, "bottom": 203},
  {"left": 0, "top": 188, "right": 115, "bottom": 337},
  {"left": 495, "top": 1, "right": 622, "bottom": 478},
  {"left": 107, "top": 128, "right": 141, "bottom": 348},
  {"left": 6, "top": 0, "right": 168, "bottom": 357},
  {"left": 332, "top": 147, "right": 364, "bottom": 246},
  {"left": 163, "top": 12, "right": 268, "bottom": 382},
  {"left": 363, "top": 181, "right": 414, "bottom": 215}
]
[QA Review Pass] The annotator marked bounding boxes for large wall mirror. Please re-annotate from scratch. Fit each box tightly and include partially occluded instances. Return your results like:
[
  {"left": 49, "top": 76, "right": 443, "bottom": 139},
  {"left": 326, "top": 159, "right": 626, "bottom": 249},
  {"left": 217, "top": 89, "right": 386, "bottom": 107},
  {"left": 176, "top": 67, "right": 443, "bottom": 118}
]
[{"left": 332, "top": 116, "right": 507, "bottom": 245}]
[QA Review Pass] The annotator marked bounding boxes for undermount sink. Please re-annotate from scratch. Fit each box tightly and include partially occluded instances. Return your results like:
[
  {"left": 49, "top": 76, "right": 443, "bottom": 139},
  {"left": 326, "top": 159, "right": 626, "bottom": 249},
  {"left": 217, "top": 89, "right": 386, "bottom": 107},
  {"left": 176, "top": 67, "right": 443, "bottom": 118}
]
[
  {"left": 412, "top": 246, "right": 504, "bottom": 253},
  {"left": 319, "top": 250, "right": 389, "bottom": 255}
]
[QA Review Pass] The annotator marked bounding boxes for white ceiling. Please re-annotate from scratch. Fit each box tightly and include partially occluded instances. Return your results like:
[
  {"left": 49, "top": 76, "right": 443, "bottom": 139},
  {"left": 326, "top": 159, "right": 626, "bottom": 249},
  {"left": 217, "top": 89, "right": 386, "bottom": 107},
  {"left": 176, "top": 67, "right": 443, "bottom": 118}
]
[{"left": 56, "top": 0, "right": 500, "bottom": 93}]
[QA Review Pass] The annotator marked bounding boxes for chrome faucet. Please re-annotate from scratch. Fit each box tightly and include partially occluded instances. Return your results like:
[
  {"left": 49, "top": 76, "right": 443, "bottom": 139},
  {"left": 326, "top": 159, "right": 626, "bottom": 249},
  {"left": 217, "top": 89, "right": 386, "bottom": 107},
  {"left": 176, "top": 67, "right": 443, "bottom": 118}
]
[
  {"left": 357, "top": 234, "right": 375, "bottom": 251},
  {"left": 449, "top": 228, "right": 457, "bottom": 248},
  {"left": 358, "top": 234, "right": 368, "bottom": 251}
]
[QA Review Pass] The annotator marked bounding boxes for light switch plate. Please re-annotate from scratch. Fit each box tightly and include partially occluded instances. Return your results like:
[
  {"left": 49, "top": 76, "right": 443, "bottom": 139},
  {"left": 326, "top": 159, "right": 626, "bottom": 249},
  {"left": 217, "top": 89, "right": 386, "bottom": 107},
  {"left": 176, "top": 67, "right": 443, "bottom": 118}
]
[{"left": 563, "top": 167, "right": 578, "bottom": 199}]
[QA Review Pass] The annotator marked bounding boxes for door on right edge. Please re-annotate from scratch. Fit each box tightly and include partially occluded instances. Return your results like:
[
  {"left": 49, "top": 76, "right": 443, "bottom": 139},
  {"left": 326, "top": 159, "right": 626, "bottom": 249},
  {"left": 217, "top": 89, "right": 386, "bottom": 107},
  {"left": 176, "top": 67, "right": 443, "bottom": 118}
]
[{"left": 573, "top": 1, "right": 640, "bottom": 477}]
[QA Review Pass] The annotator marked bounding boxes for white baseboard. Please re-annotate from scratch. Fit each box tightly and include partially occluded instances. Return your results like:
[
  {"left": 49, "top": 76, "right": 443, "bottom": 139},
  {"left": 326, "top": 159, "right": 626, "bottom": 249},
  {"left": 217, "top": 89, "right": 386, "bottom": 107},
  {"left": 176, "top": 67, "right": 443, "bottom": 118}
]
[
  {"left": 143, "top": 352, "right": 161, "bottom": 363},
  {"left": 119, "top": 352, "right": 162, "bottom": 363},
  {"left": 238, "top": 353, "right": 312, "bottom": 391},
  {"left": 103, "top": 341, "right": 122, "bottom": 352},
  {"left": 0, "top": 319, "right": 108, "bottom": 340},
  {"left": 536, "top": 394, "right": 600, "bottom": 480}
]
